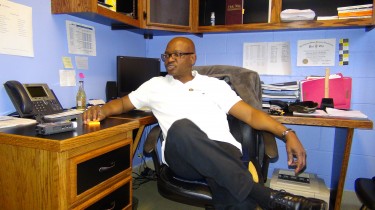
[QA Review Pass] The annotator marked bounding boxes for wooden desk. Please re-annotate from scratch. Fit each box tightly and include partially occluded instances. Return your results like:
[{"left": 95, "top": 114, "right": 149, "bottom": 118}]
[
  {"left": 272, "top": 115, "right": 373, "bottom": 210},
  {"left": 110, "top": 110, "right": 157, "bottom": 156},
  {"left": 0, "top": 118, "right": 139, "bottom": 210}
]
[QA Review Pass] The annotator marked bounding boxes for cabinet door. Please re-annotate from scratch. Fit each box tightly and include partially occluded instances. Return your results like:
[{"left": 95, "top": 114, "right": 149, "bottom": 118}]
[{"left": 145, "top": 0, "right": 193, "bottom": 32}]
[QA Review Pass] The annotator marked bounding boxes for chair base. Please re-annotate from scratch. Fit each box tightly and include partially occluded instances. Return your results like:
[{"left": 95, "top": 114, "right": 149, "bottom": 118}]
[{"left": 355, "top": 177, "right": 375, "bottom": 210}]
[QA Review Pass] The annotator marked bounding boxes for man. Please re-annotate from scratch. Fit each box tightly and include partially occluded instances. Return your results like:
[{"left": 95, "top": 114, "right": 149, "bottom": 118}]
[{"left": 83, "top": 37, "right": 327, "bottom": 210}]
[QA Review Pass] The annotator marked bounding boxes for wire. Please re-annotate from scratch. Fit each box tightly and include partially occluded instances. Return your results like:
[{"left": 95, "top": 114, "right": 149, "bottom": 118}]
[{"left": 132, "top": 155, "right": 157, "bottom": 190}]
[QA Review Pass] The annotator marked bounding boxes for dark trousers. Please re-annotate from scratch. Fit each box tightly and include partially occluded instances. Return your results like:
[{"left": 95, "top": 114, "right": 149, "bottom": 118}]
[{"left": 164, "top": 119, "right": 258, "bottom": 210}]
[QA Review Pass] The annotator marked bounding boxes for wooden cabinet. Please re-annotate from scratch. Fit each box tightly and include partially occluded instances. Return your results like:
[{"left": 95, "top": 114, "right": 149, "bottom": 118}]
[
  {"left": 0, "top": 118, "right": 139, "bottom": 210},
  {"left": 142, "top": 0, "right": 197, "bottom": 32},
  {"left": 51, "top": 0, "right": 142, "bottom": 28},
  {"left": 51, "top": 0, "right": 375, "bottom": 34},
  {"left": 197, "top": 0, "right": 375, "bottom": 33}
]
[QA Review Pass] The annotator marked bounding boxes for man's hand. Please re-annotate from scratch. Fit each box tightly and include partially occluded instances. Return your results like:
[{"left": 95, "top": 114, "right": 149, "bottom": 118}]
[
  {"left": 285, "top": 133, "right": 306, "bottom": 174},
  {"left": 83, "top": 105, "right": 106, "bottom": 124}
]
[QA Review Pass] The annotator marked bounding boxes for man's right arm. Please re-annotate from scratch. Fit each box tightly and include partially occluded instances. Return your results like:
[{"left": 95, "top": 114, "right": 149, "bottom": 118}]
[{"left": 82, "top": 95, "right": 135, "bottom": 124}]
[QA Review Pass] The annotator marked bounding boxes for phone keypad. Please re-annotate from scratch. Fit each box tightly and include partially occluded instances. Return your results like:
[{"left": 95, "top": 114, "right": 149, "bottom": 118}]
[{"left": 33, "top": 100, "right": 63, "bottom": 115}]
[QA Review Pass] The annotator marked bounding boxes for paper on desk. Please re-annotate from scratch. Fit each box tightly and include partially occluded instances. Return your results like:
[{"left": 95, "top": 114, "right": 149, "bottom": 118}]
[
  {"left": 293, "top": 108, "right": 368, "bottom": 119},
  {"left": 325, "top": 108, "right": 368, "bottom": 119},
  {"left": 0, "top": 116, "right": 37, "bottom": 130}
]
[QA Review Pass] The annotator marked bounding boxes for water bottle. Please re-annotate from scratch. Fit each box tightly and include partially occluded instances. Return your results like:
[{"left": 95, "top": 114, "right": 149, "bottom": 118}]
[
  {"left": 76, "top": 80, "right": 87, "bottom": 110},
  {"left": 210, "top": 12, "right": 215, "bottom": 26}
]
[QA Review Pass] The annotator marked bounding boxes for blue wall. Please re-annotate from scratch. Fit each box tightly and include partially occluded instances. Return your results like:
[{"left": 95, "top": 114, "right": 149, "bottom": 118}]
[
  {"left": 0, "top": 0, "right": 146, "bottom": 115},
  {"left": 1, "top": 0, "right": 374, "bottom": 192}
]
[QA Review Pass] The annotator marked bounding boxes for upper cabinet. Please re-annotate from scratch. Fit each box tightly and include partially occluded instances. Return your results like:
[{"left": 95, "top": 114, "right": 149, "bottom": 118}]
[
  {"left": 51, "top": 0, "right": 141, "bottom": 29},
  {"left": 142, "top": 0, "right": 197, "bottom": 32},
  {"left": 198, "top": 0, "right": 375, "bottom": 33},
  {"left": 51, "top": 0, "right": 375, "bottom": 35}
]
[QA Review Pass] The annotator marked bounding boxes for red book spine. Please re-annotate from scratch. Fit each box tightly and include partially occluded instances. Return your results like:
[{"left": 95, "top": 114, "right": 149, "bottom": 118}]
[{"left": 225, "top": 0, "right": 243, "bottom": 25}]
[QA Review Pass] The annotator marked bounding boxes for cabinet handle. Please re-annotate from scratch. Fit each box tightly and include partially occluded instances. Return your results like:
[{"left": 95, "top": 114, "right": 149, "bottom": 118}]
[
  {"left": 98, "top": 161, "right": 116, "bottom": 172},
  {"left": 104, "top": 201, "right": 116, "bottom": 210}
]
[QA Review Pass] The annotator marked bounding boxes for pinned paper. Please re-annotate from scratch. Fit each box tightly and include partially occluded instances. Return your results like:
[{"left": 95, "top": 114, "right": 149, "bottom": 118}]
[{"left": 62, "top": 57, "right": 73, "bottom": 68}]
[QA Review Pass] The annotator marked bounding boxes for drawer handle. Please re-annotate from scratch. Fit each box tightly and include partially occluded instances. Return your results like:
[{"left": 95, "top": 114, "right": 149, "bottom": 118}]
[
  {"left": 105, "top": 201, "right": 116, "bottom": 210},
  {"left": 98, "top": 161, "right": 116, "bottom": 172}
]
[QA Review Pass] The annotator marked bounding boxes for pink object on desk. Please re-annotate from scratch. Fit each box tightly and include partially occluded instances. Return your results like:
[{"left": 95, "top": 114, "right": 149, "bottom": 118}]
[{"left": 300, "top": 73, "right": 352, "bottom": 109}]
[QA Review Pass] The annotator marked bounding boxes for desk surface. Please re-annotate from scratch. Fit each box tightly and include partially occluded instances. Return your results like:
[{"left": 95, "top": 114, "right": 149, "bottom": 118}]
[
  {"left": 272, "top": 115, "right": 373, "bottom": 129},
  {"left": 0, "top": 118, "right": 139, "bottom": 152}
]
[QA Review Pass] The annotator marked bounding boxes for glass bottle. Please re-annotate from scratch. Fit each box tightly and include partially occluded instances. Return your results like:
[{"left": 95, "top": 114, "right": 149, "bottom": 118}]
[
  {"left": 210, "top": 12, "right": 215, "bottom": 26},
  {"left": 76, "top": 80, "right": 87, "bottom": 110}
]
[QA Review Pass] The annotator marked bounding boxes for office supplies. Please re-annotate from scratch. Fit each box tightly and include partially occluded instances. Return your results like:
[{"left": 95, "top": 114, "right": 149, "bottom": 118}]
[
  {"left": 88, "top": 99, "right": 106, "bottom": 106},
  {"left": 4, "top": 80, "right": 84, "bottom": 122},
  {"left": 88, "top": 121, "right": 100, "bottom": 125},
  {"left": 4, "top": 80, "right": 64, "bottom": 118},
  {"left": 320, "top": 68, "right": 334, "bottom": 110},
  {"left": 270, "top": 169, "right": 330, "bottom": 209},
  {"left": 35, "top": 121, "right": 75, "bottom": 135},
  {"left": 43, "top": 109, "right": 83, "bottom": 122},
  {"left": 300, "top": 73, "right": 352, "bottom": 109},
  {"left": 0, "top": 116, "right": 37, "bottom": 130}
]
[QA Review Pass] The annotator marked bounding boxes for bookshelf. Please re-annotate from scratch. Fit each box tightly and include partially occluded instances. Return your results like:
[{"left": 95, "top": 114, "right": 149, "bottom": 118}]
[{"left": 51, "top": 0, "right": 375, "bottom": 35}]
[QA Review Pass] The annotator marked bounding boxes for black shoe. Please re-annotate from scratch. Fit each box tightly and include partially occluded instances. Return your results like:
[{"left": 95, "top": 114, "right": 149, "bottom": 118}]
[{"left": 269, "top": 190, "right": 327, "bottom": 210}]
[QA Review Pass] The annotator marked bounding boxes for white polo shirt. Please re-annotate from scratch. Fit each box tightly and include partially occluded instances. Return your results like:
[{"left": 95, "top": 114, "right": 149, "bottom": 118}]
[{"left": 129, "top": 70, "right": 242, "bottom": 164}]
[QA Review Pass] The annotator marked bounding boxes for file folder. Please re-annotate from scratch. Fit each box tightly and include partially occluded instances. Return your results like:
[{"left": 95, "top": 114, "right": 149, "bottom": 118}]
[{"left": 300, "top": 74, "right": 352, "bottom": 109}]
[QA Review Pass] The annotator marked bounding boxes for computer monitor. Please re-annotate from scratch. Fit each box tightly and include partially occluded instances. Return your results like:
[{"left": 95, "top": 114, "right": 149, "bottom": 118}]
[{"left": 116, "top": 56, "right": 161, "bottom": 97}]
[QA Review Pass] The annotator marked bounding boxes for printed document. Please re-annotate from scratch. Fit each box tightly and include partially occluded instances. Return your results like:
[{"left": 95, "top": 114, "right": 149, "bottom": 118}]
[
  {"left": 0, "top": 0, "right": 34, "bottom": 57},
  {"left": 243, "top": 42, "right": 291, "bottom": 75},
  {"left": 66, "top": 20, "right": 97, "bottom": 56},
  {"left": 297, "top": 39, "right": 336, "bottom": 66}
]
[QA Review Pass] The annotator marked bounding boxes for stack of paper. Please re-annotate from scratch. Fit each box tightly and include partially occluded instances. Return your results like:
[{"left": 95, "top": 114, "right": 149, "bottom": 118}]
[
  {"left": 262, "top": 81, "right": 300, "bottom": 109},
  {"left": 293, "top": 108, "right": 368, "bottom": 120},
  {"left": 280, "top": 9, "right": 316, "bottom": 22},
  {"left": 337, "top": 4, "right": 373, "bottom": 19},
  {"left": 0, "top": 116, "right": 37, "bottom": 130}
]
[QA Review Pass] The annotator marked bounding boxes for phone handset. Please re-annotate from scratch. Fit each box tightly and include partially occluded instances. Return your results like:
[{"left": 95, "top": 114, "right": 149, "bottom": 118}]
[{"left": 4, "top": 80, "right": 34, "bottom": 117}]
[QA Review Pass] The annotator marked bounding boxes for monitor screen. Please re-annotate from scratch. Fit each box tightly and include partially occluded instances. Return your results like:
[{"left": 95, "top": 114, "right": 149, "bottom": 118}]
[{"left": 117, "top": 56, "right": 161, "bottom": 97}]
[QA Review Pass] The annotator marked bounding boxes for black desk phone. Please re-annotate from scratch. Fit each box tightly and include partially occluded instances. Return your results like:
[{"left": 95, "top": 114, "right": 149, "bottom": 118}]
[{"left": 4, "top": 80, "right": 63, "bottom": 118}]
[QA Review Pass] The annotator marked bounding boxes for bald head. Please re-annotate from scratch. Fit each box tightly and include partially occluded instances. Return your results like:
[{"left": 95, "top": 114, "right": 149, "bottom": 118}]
[{"left": 166, "top": 37, "right": 196, "bottom": 54}]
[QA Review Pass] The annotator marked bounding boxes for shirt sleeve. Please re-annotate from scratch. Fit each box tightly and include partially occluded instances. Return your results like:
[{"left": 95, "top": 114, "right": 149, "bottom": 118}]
[
  {"left": 128, "top": 79, "right": 153, "bottom": 109},
  {"left": 211, "top": 79, "right": 242, "bottom": 113}
]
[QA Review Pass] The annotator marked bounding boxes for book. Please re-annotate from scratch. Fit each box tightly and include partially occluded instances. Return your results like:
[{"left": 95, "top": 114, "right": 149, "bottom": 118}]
[
  {"left": 338, "top": 16, "right": 372, "bottom": 19},
  {"left": 337, "top": 4, "right": 372, "bottom": 11},
  {"left": 225, "top": 0, "right": 244, "bottom": 25},
  {"left": 338, "top": 9, "right": 372, "bottom": 18}
]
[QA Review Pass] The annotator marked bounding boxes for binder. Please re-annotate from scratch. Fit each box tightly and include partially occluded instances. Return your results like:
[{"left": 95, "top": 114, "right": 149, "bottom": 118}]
[{"left": 300, "top": 74, "right": 352, "bottom": 109}]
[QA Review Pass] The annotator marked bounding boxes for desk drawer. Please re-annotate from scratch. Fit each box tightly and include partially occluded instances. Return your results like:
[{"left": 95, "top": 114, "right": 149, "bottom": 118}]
[
  {"left": 77, "top": 144, "right": 130, "bottom": 194},
  {"left": 86, "top": 181, "right": 130, "bottom": 210},
  {"left": 72, "top": 177, "right": 132, "bottom": 210}
]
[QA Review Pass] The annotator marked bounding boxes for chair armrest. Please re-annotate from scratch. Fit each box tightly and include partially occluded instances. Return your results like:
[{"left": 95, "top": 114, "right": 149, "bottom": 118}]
[
  {"left": 143, "top": 125, "right": 161, "bottom": 155},
  {"left": 262, "top": 131, "right": 278, "bottom": 161},
  {"left": 143, "top": 125, "right": 162, "bottom": 175}
]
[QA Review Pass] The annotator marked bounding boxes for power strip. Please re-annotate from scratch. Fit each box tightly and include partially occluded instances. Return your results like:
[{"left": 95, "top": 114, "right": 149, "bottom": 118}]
[{"left": 36, "top": 121, "right": 75, "bottom": 135}]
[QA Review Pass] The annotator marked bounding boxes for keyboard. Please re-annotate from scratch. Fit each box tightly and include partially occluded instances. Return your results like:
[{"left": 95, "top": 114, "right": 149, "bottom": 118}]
[{"left": 43, "top": 109, "right": 84, "bottom": 120}]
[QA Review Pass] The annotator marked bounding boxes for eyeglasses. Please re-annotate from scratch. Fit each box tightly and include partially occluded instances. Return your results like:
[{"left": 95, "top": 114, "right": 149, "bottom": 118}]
[{"left": 161, "top": 52, "right": 195, "bottom": 62}]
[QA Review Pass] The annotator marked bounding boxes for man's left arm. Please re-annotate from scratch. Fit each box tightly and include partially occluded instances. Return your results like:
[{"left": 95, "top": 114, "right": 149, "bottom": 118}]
[{"left": 228, "top": 100, "right": 306, "bottom": 173}]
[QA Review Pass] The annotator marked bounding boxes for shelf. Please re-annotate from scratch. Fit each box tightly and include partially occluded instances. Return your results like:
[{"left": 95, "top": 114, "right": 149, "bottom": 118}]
[
  {"left": 197, "top": 18, "right": 374, "bottom": 33},
  {"left": 51, "top": 0, "right": 140, "bottom": 28}
]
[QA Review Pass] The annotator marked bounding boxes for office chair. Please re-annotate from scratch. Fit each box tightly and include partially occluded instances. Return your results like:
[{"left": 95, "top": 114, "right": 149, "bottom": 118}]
[
  {"left": 143, "top": 65, "right": 279, "bottom": 209},
  {"left": 355, "top": 176, "right": 375, "bottom": 210}
]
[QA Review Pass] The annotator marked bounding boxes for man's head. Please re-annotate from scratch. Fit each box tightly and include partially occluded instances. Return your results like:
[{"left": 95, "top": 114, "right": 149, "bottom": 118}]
[{"left": 162, "top": 37, "right": 197, "bottom": 83}]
